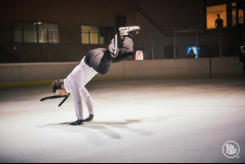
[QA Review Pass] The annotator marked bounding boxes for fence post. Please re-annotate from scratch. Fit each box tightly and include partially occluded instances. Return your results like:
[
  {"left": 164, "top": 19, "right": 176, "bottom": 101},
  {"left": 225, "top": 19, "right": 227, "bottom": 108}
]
[
  {"left": 209, "top": 57, "right": 213, "bottom": 78},
  {"left": 173, "top": 31, "right": 176, "bottom": 59},
  {"left": 196, "top": 31, "right": 199, "bottom": 59},
  {"left": 219, "top": 30, "right": 222, "bottom": 57},
  {"left": 151, "top": 32, "right": 154, "bottom": 60}
]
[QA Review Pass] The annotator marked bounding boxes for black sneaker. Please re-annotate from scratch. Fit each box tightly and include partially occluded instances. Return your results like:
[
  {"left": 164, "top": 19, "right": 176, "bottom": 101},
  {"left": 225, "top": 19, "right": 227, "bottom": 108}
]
[
  {"left": 83, "top": 114, "right": 94, "bottom": 122},
  {"left": 69, "top": 120, "right": 83, "bottom": 126}
]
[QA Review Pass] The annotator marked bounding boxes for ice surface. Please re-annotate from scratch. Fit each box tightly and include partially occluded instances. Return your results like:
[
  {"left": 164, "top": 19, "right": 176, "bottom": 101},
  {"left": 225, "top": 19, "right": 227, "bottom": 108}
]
[{"left": 0, "top": 79, "right": 244, "bottom": 163}]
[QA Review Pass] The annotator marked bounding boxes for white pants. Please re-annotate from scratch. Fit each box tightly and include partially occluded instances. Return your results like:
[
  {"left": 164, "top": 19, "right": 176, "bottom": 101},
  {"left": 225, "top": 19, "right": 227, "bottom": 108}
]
[
  {"left": 64, "top": 57, "right": 98, "bottom": 120},
  {"left": 71, "top": 86, "right": 94, "bottom": 120}
]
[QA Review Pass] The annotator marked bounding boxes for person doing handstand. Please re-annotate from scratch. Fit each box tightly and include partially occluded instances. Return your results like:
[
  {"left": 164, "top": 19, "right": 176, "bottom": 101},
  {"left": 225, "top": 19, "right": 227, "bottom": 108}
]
[{"left": 51, "top": 26, "right": 140, "bottom": 125}]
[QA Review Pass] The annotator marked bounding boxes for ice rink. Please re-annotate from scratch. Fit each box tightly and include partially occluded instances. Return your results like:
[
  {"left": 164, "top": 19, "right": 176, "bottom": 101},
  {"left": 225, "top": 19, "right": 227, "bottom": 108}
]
[{"left": 0, "top": 78, "right": 244, "bottom": 163}]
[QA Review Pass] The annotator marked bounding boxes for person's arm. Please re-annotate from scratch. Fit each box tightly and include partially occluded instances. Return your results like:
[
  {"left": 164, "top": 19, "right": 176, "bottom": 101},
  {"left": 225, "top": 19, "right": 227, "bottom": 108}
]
[{"left": 81, "top": 87, "right": 94, "bottom": 116}]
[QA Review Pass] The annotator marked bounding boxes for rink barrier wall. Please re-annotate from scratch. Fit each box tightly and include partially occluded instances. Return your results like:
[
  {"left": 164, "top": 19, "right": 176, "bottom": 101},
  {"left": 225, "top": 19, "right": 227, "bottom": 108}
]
[{"left": 0, "top": 57, "right": 244, "bottom": 85}]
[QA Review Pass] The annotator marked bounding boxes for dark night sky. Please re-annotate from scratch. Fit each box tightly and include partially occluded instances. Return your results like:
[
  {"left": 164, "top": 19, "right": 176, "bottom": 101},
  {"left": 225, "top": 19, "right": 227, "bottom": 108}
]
[{"left": 137, "top": 0, "right": 205, "bottom": 30}]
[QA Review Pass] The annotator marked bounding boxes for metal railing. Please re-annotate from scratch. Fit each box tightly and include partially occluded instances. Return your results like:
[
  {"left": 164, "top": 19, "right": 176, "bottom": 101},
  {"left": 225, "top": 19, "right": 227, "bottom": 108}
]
[
  {"left": 0, "top": 29, "right": 242, "bottom": 63},
  {"left": 138, "top": 29, "right": 241, "bottom": 60}
]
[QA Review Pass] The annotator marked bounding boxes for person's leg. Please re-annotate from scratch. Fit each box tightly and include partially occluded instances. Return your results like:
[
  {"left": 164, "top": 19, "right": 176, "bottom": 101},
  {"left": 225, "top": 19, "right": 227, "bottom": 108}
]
[
  {"left": 85, "top": 48, "right": 111, "bottom": 75},
  {"left": 69, "top": 81, "right": 84, "bottom": 125},
  {"left": 109, "top": 26, "right": 140, "bottom": 62},
  {"left": 74, "top": 87, "right": 94, "bottom": 122},
  {"left": 93, "top": 35, "right": 135, "bottom": 72},
  {"left": 111, "top": 36, "right": 134, "bottom": 63},
  {"left": 97, "top": 35, "right": 135, "bottom": 69},
  {"left": 85, "top": 26, "right": 140, "bottom": 74},
  {"left": 81, "top": 87, "right": 94, "bottom": 116}
]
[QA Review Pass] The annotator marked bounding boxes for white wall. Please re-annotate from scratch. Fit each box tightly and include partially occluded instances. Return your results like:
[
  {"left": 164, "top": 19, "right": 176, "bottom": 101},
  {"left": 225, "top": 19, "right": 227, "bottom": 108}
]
[{"left": 0, "top": 57, "right": 243, "bottom": 83}]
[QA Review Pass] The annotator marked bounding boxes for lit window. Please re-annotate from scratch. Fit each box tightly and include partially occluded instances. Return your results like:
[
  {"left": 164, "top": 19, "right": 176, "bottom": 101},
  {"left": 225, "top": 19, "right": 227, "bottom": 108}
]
[
  {"left": 81, "top": 26, "right": 99, "bottom": 45},
  {"left": 90, "top": 32, "right": 99, "bottom": 45},
  {"left": 14, "top": 24, "right": 22, "bottom": 42},
  {"left": 81, "top": 26, "right": 113, "bottom": 45},
  {"left": 81, "top": 31, "right": 89, "bottom": 44},
  {"left": 23, "top": 23, "right": 37, "bottom": 43},
  {"left": 206, "top": 4, "right": 227, "bottom": 29},
  {"left": 14, "top": 22, "right": 59, "bottom": 44},
  {"left": 238, "top": 9, "right": 244, "bottom": 24},
  {"left": 47, "top": 24, "right": 59, "bottom": 44},
  {"left": 38, "top": 23, "right": 48, "bottom": 43}
]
